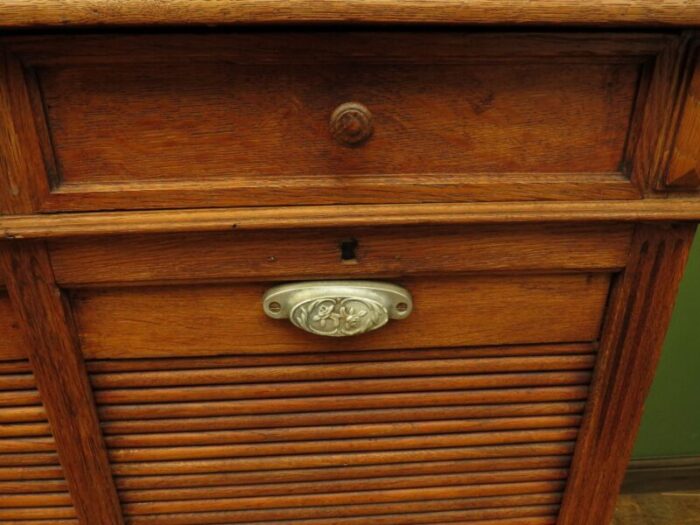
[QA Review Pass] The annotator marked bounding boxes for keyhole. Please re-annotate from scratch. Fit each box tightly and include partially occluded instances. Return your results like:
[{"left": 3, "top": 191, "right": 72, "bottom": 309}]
[{"left": 340, "top": 238, "right": 358, "bottom": 263}]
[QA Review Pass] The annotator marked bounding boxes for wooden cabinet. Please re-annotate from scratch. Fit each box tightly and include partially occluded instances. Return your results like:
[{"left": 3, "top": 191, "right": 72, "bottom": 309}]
[{"left": 1, "top": 4, "right": 700, "bottom": 524}]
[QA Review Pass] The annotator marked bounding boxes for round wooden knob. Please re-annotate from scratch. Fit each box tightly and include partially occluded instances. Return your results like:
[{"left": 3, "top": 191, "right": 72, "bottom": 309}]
[{"left": 330, "top": 102, "right": 373, "bottom": 146}]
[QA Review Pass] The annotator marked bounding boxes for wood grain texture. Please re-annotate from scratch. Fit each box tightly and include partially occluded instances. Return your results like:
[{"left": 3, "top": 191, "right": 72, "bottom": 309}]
[
  {"left": 0, "top": 1, "right": 699, "bottom": 28},
  {"left": 0, "top": 292, "right": 25, "bottom": 360},
  {"left": 558, "top": 222, "right": 697, "bottom": 525},
  {"left": 0, "top": 243, "right": 123, "bottom": 524},
  {"left": 664, "top": 40, "right": 700, "bottom": 189},
  {"left": 49, "top": 224, "right": 633, "bottom": 286},
  {"left": 124, "top": 506, "right": 559, "bottom": 525},
  {"left": 88, "top": 344, "right": 590, "bottom": 522},
  {"left": 112, "top": 456, "right": 573, "bottom": 490},
  {"left": 4, "top": 200, "right": 700, "bottom": 239},
  {"left": 0, "top": 48, "right": 50, "bottom": 214},
  {"left": 71, "top": 273, "right": 610, "bottom": 358},
  {"left": 0, "top": 359, "right": 75, "bottom": 521},
  {"left": 0, "top": 32, "right": 652, "bottom": 212}
]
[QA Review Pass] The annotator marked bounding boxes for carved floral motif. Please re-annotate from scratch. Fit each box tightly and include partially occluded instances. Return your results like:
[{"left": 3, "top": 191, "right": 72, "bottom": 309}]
[{"left": 290, "top": 297, "right": 388, "bottom": 336}]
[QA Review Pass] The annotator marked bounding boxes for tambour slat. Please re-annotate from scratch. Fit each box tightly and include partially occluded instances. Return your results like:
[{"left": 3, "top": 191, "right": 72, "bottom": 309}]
[
  {"left": 91, "top": 355, "right": 596, "bottom": 388},
  {"left": 0, "top": 479, "right": 69, "bottom": 493},
  {"left": 0, "top": 360, "right": 76, "bottom": 520},
  {"left": 116, "top": 456, "right": 571, "bottom": 490},
  {"left": 0, "top": 421, "right": 52, "bottom": 438},
  {"left": 0, "top": 405, "right": 47, "bottom": 423},
  {"left": 0, "top": 390, "right": 42, "bottom": 406},
  {"left": 102, "top": 402, "right": 586, "bottom": 434},
  {"left": 0, "top": 492, "right": 74, "bottom": 508},
  {"left": 0, "top": 437, "right": 56, "bottom": 453},
  {"left": 124, "top": 483, "right": 565, "bottom": 514},
  {"left": 0, "top": 373, "right": 38, "bottom": 391},
  {"left": 0, "top": 362, "right": 33, "bottom": 375},
  {"left": 124, "top": 502, "right": 559, "bottom": 524},
  {"left": 105, "top": 416, "right": 581, "bottom": 448},
  {"left": 99, "top": 387, "right": 589, "bottom": 420},
  {"left": 109, "top": 429, "right": 579, "bottom": 462},
  {"left": 0, "top": 452, "right": 60, "bottom": 466},
  {"left": 3, "top": 521, "right": 78, "bottom": 525},
  {"left": 0, "top": 507, "right": 77, "bottom": 520},
  {"left": 111, "top": 442, "right": 577, "bottom": 476},
  {"left": 95, "top": 372, "right": 592, "bottom": 404},
  {"left": 0, "top": 465, "right": 65, "bottom": 480},
  {"left": 90, "top": 345, "right": 596, "bottom": 522},
  {"left": 120, "top": 468, "right": 568, "bottom": 502},
  {"left": 86, "top": 343, "right": 596, "bottom": 373}
]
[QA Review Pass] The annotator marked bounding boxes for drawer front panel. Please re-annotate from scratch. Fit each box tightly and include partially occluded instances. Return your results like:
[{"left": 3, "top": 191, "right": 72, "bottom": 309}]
[
  {"left": 87, "top": 343, "right": 594, "bottom": 524},
  {"left": 0, "top": 358, "right": 77, "bottom": 523},
  {"left": 71, "top": 273, "right": 611, "bottom": 359},
  {"left": 1, "top": 33, "right": 669, "bottom": 212}
]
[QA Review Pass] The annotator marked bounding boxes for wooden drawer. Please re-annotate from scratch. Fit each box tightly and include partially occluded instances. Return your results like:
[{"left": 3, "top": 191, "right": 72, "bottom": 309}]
[
  {"left": 0, "top": 32, "right": 673, "bottom": 213},
  {"left": 49, "top": 223, "right": 628, "bottom": 359},
  {"left": 52, "top": 224, "right": 619, "bottom": 522},
  {"left": 71, "top": 273, "right": 611, "bottom": 359}
]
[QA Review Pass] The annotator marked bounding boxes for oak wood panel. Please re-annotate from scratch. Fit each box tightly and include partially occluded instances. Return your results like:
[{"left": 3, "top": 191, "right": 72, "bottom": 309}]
[
  {"left": 5, "top": 200, "right": 700, "bottom": 239},
  {"left": 0, "top": 243, "right": 123, "bottom": 524},
  {"left": 72, "top": 274, "right": 610, "bottom": 358},
  {"left": 0, "top": 292, "right": 25, "bottom": 360},
  {"left": 559, "top": 222, "right": 697, "bottom": 524},
  {"left": 0, "top": 1, "right": 698, "bottom": 28},
  {"left": 0, "top": 32, "right": 660, "bottom": 212},
  {"left": 49, "top": 224, "right": 633, "bottom": 286},
  {"left": 40, "top": 62, "right": 635, "bottom": 179}
]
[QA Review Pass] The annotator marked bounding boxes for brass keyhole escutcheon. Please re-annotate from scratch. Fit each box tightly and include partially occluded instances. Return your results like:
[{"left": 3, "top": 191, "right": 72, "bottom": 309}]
[{"left": 330, "top": 102, "right": 374, "bottom": 146}]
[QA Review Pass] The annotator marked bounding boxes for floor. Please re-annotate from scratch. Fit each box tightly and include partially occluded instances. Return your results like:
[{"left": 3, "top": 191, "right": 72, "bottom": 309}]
[{"left": 613, "top": 490, "right": 700, "bottom": 524}]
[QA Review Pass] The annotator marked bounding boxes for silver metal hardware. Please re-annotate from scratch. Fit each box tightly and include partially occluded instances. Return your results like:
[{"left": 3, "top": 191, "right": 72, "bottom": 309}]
[{"left": 263, "top": 281, "right": 412, "bottom": 337}]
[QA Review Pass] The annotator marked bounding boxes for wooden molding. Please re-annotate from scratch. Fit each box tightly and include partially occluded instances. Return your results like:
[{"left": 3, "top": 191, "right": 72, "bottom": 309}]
[
  {"left": 558, "top": 222, "right": 698, "bottom": 525},
  {"left": 0, "top": 242, "right": 124, "bottom": 524},
  {"left": 1, "top": 1, "right": 700, "bottom": 28},
  {"left": 2, "top": 200, "right": 700, "bottom": 240},
  {"left": 663, "top": 39, "right": 700, "bottom": 190},
  {"left": 623, "top": 456, "right": 700, "bottom": 493},
  {"left": 0, "top": 48, "right": 50, "bottom": 214}
]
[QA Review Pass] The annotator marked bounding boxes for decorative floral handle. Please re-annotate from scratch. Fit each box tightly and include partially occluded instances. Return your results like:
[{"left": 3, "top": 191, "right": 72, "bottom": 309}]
[{"left": 263, "top": 281, "right": 412, "bottom": 337}]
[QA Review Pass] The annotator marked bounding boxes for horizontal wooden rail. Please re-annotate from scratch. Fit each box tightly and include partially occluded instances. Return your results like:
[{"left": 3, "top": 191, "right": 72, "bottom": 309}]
[
  {"left": 1, "top": 1, "right": 700, "bottom": 28},
  {"left": 2, "top": 200, "right": 700, "bottom": 239}
]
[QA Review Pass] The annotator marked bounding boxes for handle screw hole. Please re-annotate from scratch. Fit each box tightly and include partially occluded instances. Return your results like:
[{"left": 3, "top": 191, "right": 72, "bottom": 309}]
[{"left": 268, "top": 301, "right": 282, "bottom": 313}]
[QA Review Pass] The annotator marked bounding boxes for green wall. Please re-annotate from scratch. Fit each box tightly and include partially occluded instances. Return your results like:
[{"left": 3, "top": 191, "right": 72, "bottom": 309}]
[{"left": 632, "top": 231, "right": 700, "bottom": 458}]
